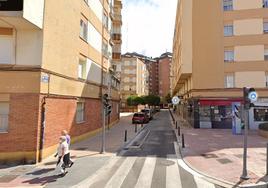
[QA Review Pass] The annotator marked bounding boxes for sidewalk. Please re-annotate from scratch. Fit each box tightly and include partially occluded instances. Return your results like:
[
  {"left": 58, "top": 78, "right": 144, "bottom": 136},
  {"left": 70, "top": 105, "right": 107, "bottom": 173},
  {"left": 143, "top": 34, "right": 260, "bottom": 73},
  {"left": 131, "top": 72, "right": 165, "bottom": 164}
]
[
  {"left": 172, "top": 111, "right": 268, "bottom": 187},
  {"left": 0, "top": 113, "right": 141, "bottom": 188}
]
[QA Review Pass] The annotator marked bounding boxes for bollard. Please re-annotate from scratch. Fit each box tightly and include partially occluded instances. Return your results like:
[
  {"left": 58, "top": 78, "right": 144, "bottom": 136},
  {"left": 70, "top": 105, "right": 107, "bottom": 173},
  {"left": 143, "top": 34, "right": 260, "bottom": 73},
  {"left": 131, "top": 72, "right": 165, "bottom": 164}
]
[
  {"left": 175, "top": 121, "right": 178, "bottom": 129},
  {"left": 182, "top": 133, "right": 185, "bottom": 148},
  {"left": 141, "top": 124, "right": 143, "bottom": 128},
  {"left": 178, "top": 126, "right": 181, "bottom": 136},
  {"left": 135, "top": 124, "right": 137, "bottom": 133},
  {"left": 124, "top": 130, "right": 127, "bottom": 142},
  {"left": 266, "top": 143, "right": 268, "bottom": 175}
]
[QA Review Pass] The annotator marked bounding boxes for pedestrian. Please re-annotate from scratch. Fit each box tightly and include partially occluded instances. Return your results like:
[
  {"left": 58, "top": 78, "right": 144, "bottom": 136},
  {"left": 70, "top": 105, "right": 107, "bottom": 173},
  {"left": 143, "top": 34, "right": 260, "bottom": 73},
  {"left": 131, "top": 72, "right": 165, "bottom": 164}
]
[
  {"left": 61, "top": 130, "right": 74, "bottom": 167},
  {"left": 55, "top": 136, "right": 70, "bottom": 176}
]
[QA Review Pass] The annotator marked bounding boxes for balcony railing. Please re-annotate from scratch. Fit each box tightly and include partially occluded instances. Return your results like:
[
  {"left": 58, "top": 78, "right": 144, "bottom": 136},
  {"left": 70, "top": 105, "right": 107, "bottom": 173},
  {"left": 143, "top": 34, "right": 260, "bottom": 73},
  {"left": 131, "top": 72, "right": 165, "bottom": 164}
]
[
  {"left": 112, "top": 34, "right": 122, "bottom": 41},
  {"left": 112, "top": 52, "right": 121, "bottom": 60}
]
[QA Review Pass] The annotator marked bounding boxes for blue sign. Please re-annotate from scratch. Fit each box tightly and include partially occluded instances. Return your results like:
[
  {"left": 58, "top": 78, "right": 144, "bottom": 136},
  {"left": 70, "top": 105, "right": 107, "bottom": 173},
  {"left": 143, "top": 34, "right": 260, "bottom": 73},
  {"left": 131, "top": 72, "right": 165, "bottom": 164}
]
[{"left": 248, "top": 91, "right": 258, "bottom": 102}]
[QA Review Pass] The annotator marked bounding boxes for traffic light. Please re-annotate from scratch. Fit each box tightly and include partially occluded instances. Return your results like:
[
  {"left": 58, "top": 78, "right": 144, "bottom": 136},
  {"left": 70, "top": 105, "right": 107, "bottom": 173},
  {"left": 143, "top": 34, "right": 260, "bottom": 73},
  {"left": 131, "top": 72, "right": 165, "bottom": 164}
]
[
  {"left": 106, "top": 105, "right": 112, "bottom": 116},
  {"left": 103, "top": 93, "right": 109, "bottom": 106},
  {"left": 243, "top": 87, "right": 258, "bottom": 110}
]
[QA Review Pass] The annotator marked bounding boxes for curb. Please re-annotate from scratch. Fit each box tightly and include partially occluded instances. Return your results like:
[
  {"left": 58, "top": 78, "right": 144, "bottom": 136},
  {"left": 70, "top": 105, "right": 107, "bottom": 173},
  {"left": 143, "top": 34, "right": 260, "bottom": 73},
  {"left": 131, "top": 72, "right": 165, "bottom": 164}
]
[{"left": 169, "top": 110, "right": 268, "bottom": 188}]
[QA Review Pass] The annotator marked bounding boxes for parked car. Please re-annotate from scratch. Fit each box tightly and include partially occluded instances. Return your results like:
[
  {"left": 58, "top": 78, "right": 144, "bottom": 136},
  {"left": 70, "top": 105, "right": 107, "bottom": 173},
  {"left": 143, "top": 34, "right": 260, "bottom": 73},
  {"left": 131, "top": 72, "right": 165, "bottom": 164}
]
[
  {"left": 141, "top": 108, "right": 153, "bottom": 120},
  {"left": 132, "top": 112, "right": 149, "bottom": 124}
]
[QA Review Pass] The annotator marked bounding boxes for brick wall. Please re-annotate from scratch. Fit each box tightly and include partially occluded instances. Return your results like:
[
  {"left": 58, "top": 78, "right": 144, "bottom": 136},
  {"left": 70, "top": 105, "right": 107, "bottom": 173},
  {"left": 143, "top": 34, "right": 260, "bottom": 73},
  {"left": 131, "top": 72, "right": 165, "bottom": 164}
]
[
  {"left": 0, "top": 93, "right": 40, "bottom": 153},
  {"left": 42, "top": 96, "right": 103, "bottom": 148}
]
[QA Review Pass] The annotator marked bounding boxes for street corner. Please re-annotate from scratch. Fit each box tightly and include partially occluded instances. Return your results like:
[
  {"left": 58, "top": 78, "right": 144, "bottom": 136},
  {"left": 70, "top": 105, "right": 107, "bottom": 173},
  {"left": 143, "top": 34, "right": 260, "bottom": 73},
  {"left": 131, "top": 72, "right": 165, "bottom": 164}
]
[{"left": 176, "top": 128, "right": 268, "bottom": 187}]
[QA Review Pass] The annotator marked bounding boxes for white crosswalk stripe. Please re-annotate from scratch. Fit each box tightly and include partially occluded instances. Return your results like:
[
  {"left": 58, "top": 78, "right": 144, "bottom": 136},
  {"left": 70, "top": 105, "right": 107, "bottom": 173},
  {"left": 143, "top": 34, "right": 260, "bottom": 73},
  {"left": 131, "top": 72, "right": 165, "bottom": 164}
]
[
  {"left": 135, "top": 156, "right": 157, "bottom": 188},
  {"left": 104, "top": 156, "right": 137, "bottom": 188},
  {"left": 166, "top": 155, "right": 182, "bottom": 188}
]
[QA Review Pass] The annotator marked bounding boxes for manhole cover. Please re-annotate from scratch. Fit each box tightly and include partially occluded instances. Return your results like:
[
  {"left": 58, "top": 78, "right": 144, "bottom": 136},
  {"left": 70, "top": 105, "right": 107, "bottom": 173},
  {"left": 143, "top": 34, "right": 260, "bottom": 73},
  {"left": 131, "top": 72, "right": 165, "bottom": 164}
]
[
  {"left": 217, "top": 158, "right": 232, "bottom": 164},
  {"left": 160, "top": 160, "right": 175, "bottom": 166},
  {"left": 201, "top": 153, "right": 218, "bottom": 159},
  {"left": 0, "top": 175, "right": 19, "bottom": 183}
]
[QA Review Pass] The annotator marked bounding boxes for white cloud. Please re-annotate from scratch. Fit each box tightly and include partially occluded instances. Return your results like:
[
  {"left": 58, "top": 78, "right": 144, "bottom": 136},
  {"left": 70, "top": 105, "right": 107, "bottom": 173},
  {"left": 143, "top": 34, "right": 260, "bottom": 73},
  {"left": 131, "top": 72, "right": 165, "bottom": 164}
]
[{"left": 122, "top": 0, "right": 178, "bottom": 57}]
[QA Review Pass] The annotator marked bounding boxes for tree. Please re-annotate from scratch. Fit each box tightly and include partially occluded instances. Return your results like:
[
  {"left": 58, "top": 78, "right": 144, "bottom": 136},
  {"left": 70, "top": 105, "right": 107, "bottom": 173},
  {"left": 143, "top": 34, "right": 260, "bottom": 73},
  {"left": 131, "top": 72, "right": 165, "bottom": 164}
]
[
  {"left": 165, "top": 93, "right": 172, "bottom": 104},
  {"left": 142, "top": 95, "right": 160, "bottom": 107},
  {"left": 127, "top": 95, "right": 144, "bottom": 106}
]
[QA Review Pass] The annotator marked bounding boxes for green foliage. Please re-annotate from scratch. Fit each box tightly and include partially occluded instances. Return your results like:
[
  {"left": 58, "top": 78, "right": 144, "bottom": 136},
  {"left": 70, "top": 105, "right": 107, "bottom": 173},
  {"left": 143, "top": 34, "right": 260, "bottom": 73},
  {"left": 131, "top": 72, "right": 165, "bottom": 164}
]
[
  {"left": 165, "top": 93, "right": 172, "bottom": 104},
  {"left": 259, "top": 123, "right": 268, "bottom": 131},
  {"left": 127, "top": 95, "right": 144, "bottom": 106},
  {"left": 142, "top": 95, "right": 161, "bottom": 106}
]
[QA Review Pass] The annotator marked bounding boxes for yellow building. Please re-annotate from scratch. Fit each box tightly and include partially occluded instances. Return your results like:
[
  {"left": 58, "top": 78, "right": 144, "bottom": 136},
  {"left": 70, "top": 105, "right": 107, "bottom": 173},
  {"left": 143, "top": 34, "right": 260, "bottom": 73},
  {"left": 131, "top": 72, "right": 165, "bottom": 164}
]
[
  {"left": 120, "top": 54, "right": 149, "bottom": 111},
  {"left": 172, "top": 0, "right": 268, "bottom": 129},
  {"left": 0, "top": 0, "right": 120, "bottom": 163}
]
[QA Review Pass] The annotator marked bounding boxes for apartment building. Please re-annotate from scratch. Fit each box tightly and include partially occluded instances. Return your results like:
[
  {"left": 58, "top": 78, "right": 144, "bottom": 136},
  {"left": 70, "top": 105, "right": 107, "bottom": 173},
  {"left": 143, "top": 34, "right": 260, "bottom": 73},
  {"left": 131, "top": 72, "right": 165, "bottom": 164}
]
[
  {"left": 0, "top": 0, "right": 120, "bottom": 164},
  {"left": 111, "top": 0, "right": 123, "bottom": 79},
  {"left": 172, "top": 0, "right": 268, "bottom": 129},
  {"left": 158, "top": 52, "right": 172, "bottom": 99},
  {"left": 145, "top": 58, "right": 159, "bottom": 96},
  {"left": 120, "top": 54, "right": 149, "bottom": 111}
]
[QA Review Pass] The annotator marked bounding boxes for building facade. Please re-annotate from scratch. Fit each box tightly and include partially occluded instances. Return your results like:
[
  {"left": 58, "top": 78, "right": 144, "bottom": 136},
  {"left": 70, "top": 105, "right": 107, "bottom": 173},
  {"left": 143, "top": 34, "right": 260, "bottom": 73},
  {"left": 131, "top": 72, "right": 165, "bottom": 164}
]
[
  {"left": 145, "top": 58, "right": 159, "bottom": 96},
  {"left": 158, "top": 52, "right": 172, "bottom": 99},
  {"left": 111, "top": 0, "right": 123, "bottom": 79},
  {"left": 172, "top": 0, "right": 268, "bottom": 129},
  {"left": 0, "top": 0, "right": 120, "bottom": 164},
  {"left": 120, "top": 54, "right": 149, "bottom": 111}
]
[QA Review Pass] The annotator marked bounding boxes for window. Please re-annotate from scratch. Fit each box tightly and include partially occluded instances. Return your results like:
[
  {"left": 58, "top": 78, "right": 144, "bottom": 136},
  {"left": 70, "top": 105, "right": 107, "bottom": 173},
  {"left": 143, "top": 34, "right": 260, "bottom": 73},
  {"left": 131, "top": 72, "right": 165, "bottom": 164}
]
[
  {"left": 225, "top": 74, "right": 235, "bottom": 88},
  {"left": 266, "top": 73, "right": 268, "bottom": 87},
  {"left": 76, "top": 102, "right": 85, "bottom": 123},
  {"left": 78, "top": 59, "right": 87, "bottom": 79},
  {"left": 254, "top": 108, "right": 268, "bottom": 121},
  {"left": 80, "top": 19, "right": 88, "bottom": 41},
  {"left": 263, "top": 0, "right": 268, "bottom": 8},
  {"left": 224, "top": 25, "right": 233, "bottom": 36},
  {"left": 0, "top": 103, "right": 9, "bottom": 132},
  {"left": 103, "top": 13, "right": 108, "bottom": 29},
  {"left": 102, "top": 42, "right": 108, "bottom": 57},
  {"left": 224, "top": 50, "right": 234, "bottom": 62},
  {"left": 264, "top": 22, "right": 268, "bottom": 33},
  {"left": 223, "top": 0, "right": 233, "bottom": 11},
  {"left": 0, "top": 35, "right": 13, "bottom": 65},
  {"left": 265, "top": 49, "right": 268, "bottom": 60}
]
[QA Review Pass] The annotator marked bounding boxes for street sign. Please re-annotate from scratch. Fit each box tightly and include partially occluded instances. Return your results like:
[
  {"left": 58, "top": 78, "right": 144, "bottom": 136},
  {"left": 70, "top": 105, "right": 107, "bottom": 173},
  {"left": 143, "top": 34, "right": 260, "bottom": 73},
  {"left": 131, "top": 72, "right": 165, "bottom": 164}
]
[
  {"left": 248, "top": 91, "right": 258, "bottom": 102},
  {"left": 172, "top": 96, "right": 180, "bottom": 105}
]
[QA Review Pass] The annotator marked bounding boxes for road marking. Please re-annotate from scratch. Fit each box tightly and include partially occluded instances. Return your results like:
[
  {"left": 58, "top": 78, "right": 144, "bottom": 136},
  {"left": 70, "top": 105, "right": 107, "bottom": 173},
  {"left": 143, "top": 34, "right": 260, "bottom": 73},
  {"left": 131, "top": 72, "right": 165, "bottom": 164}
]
[
  {"left": 135, "top": 156, "right": 156, "bottom": 188},
  {"left": 104, "top": 156, "right": 137, "bottom": 188},
  {"left": 166, "top": 155, "right": 182, "bottom": 188},
  {"left": 72, "top": 157, "right": 122, "bottom": 188}
]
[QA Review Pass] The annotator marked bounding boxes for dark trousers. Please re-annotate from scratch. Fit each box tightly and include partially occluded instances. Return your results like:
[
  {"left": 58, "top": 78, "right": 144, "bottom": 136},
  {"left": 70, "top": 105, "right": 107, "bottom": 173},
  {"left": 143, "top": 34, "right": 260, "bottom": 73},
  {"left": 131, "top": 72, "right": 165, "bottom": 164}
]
[{"left": 57, "top": 153, "right": 70, "bottom": 169}]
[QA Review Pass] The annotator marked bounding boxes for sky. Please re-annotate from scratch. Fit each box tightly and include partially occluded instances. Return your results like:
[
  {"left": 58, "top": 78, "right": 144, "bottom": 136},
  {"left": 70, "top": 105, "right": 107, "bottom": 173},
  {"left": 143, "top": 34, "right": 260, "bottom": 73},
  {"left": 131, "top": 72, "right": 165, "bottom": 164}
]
[{"left": 121, "top": 0, "right": 178, "bottom": 58}]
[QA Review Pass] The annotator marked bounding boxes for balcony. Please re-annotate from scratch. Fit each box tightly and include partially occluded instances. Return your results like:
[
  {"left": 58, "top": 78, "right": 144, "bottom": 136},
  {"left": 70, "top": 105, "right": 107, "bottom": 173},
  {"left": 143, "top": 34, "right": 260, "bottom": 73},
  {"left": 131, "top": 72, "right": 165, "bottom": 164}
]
[
  {"left": 112, "top": 34, "right": 122, "bottom": 43},
  {"left": 0, "top": 0, "right": 44, "bottom": 29},
  {"left": 112, "top": 52, "right": 121, "bottom": 60}
]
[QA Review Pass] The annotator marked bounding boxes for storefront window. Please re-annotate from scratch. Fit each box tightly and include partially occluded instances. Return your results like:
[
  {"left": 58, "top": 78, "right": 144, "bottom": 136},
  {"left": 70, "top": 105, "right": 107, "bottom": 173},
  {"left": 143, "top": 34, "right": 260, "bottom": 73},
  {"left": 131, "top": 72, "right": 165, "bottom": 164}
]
[
  {"left": 254, "top": 108, "right": 268, "bottom": 121},
  {"left": 199, "top": 106, "right": 211, "bottom": 122}
]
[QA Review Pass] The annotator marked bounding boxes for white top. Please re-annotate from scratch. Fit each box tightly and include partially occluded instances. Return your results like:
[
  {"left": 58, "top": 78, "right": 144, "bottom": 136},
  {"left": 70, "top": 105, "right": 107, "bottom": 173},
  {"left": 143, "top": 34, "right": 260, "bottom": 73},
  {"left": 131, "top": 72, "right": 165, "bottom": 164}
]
[{"left": 57, "top": 141, "right": 69, "bottom": 157}]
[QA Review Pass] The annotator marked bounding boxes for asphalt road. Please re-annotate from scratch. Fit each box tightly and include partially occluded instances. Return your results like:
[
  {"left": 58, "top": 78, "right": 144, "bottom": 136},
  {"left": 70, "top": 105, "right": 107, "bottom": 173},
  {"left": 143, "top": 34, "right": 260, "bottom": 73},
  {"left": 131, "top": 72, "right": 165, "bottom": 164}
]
[{"left": 80, "top": 110, "right": 222, "bottom": 188}]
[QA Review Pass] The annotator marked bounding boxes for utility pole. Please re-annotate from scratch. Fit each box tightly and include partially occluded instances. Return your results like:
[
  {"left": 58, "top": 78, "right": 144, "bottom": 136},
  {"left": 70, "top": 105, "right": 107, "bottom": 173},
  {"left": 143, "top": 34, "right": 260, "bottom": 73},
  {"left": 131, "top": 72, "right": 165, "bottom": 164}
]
[{"left": 241, "top": 87, "right": 258, "bottom": 180}]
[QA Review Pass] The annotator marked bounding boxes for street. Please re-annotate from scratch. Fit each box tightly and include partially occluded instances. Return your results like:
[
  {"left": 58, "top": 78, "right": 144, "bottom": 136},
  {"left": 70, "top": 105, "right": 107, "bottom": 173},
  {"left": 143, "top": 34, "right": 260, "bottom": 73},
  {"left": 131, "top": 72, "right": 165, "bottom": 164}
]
[{"left": 73, "top": 110, "right": 221, "bottom": 188}]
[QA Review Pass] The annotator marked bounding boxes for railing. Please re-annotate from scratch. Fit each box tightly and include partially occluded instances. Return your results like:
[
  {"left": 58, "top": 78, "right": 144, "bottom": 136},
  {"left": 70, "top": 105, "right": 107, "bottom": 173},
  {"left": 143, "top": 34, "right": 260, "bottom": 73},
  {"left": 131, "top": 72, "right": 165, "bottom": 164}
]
[{"left": 0, "top": 115, "right": 8, "bottom": 132}]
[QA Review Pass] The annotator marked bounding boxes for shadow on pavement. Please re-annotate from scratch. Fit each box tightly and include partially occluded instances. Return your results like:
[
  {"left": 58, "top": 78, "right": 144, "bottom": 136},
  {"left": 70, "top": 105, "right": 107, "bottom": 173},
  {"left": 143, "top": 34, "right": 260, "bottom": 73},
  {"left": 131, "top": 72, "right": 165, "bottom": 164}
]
[
  {"left": 22, "top": 174, "right": 63, "bottom": 186},
  {"left": 26, "top": 168, "right": 54, "bottom": 176}
]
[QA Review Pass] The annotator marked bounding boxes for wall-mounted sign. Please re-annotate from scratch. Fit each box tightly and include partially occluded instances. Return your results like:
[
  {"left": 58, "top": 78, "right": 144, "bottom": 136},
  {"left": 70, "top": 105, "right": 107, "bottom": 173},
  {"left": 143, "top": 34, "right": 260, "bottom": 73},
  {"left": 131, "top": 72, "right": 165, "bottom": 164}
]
[{"left": 0, "top": 0, "right": 23, "bottom": 11}]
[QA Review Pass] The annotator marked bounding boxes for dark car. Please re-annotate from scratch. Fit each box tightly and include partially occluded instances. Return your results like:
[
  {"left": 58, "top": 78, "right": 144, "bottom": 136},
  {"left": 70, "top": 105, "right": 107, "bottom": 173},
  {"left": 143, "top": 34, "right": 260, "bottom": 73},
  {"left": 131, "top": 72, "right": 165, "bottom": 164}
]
[{"left": 132, "top": 112, "right": 149, "bottom": 124}]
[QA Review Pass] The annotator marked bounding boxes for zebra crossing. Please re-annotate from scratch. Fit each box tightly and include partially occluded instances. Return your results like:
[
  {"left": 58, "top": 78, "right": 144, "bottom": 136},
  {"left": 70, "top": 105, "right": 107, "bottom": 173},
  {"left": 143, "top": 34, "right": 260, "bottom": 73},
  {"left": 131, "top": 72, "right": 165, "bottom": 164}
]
[{"left": 73, "top": 154, "right": 218, "bottom": 188}]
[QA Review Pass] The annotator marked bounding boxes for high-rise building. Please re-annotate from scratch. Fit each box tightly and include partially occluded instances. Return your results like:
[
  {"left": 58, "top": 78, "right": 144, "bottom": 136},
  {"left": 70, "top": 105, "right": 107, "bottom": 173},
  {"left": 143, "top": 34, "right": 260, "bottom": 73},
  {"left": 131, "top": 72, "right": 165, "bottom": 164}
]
[
  {"left": 0, "top": 0, "right": 120, "bottom": 163},
  {"left": 172, "top": 0, "right": 268, "bottom": 129},
  {"left": 120, "top": 54, "right": 149, "bottom": 111},
  {"left": 111, "top": 0, "right": 123, "bottom": 79},
  {"left": 158, "top": 52, "right": 172, "bottom": 99}
]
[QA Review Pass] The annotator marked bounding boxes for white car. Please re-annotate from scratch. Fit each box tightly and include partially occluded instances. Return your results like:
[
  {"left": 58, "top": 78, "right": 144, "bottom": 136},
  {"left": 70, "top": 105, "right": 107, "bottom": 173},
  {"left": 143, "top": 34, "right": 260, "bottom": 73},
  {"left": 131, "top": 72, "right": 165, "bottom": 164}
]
[{"left": 141, "top": 109, "right": 153, "bottom": 120}]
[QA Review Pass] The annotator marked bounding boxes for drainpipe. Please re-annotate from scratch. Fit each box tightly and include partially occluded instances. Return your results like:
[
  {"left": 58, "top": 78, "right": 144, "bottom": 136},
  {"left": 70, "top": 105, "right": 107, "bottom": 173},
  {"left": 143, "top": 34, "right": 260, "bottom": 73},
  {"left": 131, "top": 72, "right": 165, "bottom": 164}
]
[{"left": 38, "top": 98, "right": 46, "bottom": 162}]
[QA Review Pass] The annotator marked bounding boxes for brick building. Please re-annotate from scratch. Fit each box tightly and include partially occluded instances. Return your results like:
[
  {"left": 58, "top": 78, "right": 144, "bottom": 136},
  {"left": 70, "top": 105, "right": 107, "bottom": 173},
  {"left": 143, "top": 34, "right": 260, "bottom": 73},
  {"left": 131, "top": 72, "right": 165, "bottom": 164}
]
[{"left": 0, "top": 0, "right": 121, "bottom": 164}]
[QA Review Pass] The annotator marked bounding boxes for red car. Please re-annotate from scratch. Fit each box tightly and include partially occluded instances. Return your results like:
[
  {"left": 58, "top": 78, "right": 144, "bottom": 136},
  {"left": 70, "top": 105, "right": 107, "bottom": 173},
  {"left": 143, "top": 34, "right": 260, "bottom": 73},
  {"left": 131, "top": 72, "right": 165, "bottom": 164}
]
[{"left": 132, "top": 112, "right": 149, "bottom": 124}]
